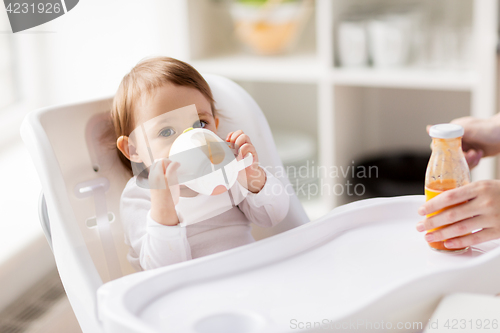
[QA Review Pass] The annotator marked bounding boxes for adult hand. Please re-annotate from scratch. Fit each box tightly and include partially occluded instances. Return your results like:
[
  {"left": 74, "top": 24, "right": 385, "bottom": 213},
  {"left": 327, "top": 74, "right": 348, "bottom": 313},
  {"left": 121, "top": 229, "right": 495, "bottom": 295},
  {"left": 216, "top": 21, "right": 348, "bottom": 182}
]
[
  {"left": 427, "top": 115, "right": 500, "bottom": 170},
  {"left": 416, "top": 180, "right": 500, "bottom": 249}
]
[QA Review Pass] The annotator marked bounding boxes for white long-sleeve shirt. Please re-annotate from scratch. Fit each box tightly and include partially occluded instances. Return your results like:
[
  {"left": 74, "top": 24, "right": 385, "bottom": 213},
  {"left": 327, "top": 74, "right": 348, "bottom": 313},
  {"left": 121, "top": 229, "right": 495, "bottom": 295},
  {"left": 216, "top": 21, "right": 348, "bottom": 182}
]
[{"left": 120, "top": 168, "right": 290, "bottom": 271}]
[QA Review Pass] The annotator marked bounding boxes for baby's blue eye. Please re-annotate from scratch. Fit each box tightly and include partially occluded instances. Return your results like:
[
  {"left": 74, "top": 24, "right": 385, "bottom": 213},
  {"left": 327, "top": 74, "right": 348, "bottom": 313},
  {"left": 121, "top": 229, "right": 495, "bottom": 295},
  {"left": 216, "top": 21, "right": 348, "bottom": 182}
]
[
  {"left": 193, "top": 120, "right": 207, "bottom": 128},
  {"left": 159, "top": 127, "right": 175, "bottom": 138}
]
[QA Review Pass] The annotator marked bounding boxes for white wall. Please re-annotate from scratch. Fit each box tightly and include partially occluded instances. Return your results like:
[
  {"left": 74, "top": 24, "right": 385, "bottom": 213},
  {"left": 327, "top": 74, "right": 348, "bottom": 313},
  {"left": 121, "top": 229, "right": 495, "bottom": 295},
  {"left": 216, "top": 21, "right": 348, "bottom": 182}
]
[
  {"left": 13, "top": 0, "right": 183, "bottom": 108},
  {"left": 0, "top": 0, "right": 182, "bottom": 312}
]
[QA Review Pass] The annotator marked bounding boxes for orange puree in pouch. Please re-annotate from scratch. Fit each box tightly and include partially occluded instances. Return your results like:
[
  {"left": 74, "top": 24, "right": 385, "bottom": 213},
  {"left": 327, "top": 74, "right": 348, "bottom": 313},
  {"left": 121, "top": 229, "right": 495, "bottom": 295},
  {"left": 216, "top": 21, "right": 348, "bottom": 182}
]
[{"left": 425, "top": 179, "right": 467, "bottom": 251}]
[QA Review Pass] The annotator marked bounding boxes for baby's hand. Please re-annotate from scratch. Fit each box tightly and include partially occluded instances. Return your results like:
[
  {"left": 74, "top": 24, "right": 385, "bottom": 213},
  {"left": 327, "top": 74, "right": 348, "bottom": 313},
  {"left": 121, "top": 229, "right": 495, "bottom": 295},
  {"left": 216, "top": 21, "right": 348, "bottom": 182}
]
[
  {"left": 226, "top": 130, "right": 266, "bottom": 193},
  {"left": 148, "top": 159, "right": 180, "bottom": 226}
]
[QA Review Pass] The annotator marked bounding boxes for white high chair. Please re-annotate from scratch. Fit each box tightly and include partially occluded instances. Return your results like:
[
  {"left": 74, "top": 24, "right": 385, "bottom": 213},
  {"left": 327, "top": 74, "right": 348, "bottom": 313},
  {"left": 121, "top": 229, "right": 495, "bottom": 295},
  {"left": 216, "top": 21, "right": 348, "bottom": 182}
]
[{"left": 20, "top": 74, "right": 309, "bottom": 333}]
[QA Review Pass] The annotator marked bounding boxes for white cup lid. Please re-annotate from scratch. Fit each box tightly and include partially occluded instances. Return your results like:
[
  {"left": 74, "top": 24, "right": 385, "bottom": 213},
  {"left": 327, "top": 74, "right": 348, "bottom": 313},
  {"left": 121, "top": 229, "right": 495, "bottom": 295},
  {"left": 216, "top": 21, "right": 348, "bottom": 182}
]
[{"left": 429, "top": 124, "right": 464, "bottom": 139}]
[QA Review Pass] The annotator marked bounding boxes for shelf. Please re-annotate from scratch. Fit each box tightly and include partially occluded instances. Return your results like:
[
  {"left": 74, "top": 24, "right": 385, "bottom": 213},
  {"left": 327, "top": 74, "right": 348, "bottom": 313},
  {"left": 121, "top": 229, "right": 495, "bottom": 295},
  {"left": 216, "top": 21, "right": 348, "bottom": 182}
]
[
  {"left": 193, "top": 54, "right": 478, "bottom": 91},
  {"left": 191, "top": 52, "right": 322, "bottom": 83},
  {"left": 182, "top": 0, "right": 498, "bottom": 208},
  {"left": 331, "top": 68, "right": 478, "bottom": 91}
]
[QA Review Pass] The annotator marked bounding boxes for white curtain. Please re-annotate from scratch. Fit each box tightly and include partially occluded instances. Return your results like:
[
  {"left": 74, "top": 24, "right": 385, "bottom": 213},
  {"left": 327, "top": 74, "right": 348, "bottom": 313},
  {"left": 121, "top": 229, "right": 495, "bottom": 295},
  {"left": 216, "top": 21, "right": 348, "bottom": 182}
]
[
  {"left": 0, "top": 12, "right": 16, "bottom": 111},
  {"left": 0, "top": 0, "right": 181, "bottom": 143}
]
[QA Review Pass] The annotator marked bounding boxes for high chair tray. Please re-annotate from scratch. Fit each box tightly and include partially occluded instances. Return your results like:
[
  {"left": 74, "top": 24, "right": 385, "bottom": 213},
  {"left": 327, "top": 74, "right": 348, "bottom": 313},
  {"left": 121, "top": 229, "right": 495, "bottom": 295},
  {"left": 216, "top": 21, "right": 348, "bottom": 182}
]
[{"left": 97, "top": 196, "right": 500, "bottom": 333}]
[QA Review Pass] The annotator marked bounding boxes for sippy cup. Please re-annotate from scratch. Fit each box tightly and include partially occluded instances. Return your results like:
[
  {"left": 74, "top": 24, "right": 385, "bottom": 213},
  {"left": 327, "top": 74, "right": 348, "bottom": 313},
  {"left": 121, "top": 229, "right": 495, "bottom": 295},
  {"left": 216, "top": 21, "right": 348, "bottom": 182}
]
[
  {"left": 168, "top": 128, "right": 253, "bottom": 196},
  {"left": 424, "top": 124, "right": 471, "bottom": 253}
]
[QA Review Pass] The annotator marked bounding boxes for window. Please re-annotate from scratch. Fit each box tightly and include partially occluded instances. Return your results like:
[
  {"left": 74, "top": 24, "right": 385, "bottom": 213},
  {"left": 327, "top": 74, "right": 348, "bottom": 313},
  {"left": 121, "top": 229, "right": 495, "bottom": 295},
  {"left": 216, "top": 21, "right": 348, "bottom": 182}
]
[{"left": 0, "top": 13, "right": 16, "bottom": 111}]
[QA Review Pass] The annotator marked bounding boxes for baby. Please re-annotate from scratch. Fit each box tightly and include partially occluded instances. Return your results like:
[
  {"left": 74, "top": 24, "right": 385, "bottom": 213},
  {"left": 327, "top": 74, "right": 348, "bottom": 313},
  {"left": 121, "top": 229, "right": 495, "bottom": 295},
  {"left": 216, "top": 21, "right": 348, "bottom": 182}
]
[{"left": 111, "top": 57, "right": 290, "bottom": 271}]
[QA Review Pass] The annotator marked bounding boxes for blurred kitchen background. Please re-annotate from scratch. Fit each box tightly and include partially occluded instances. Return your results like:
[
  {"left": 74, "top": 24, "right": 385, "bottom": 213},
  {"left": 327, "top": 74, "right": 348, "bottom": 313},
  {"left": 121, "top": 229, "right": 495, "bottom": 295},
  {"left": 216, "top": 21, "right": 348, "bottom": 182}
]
[{"left": 0, "top": 0, "right": 499, "bottom": 332}]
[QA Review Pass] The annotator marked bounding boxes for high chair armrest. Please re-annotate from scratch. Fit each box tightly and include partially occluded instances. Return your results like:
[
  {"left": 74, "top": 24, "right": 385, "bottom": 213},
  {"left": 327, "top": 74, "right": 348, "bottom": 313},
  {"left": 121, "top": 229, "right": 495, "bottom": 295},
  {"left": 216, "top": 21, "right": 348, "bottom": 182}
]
[{"left": 38, "top": 191, "right": 53, "bottom": 253}]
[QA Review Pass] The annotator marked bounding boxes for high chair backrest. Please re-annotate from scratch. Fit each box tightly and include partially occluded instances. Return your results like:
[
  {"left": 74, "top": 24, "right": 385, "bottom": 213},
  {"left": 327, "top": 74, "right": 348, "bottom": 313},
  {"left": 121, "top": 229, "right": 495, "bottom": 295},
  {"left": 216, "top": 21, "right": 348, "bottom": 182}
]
[{"left": 21, "top": 73, "right": 309, "bottom": 332}]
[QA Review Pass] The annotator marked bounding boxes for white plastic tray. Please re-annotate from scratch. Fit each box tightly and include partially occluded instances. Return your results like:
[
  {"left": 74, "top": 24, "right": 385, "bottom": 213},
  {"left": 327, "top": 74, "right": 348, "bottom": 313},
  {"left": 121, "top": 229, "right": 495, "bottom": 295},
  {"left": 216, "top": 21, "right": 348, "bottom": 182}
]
[{"left": 97, "top": 196, "right": 500, "bottom": 333}]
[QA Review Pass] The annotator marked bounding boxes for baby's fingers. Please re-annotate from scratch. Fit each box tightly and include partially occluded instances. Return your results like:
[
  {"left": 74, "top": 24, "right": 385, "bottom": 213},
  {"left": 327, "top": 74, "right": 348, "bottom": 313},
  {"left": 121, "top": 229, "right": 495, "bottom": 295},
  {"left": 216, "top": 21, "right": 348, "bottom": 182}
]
[
  {"left": 158, "top": 158, "right": 172, "bottom": 172},
  {"left": 165, "top": 161, "right": 180, "bottom": 205},
  {"left": 227, "top": 130, "right": 244, "bottom": 148},
  {"left": 148, "top": 159, "right": 170, "bottom": 189},
  {"left": 164, "top": 161, "right": 180, "bottom": 186},
  {"left": 237, "top": 142, "right": 255, "bottom": 159},
  {"left": 234, "top": 133, "right": 251, "bottom": 151}
]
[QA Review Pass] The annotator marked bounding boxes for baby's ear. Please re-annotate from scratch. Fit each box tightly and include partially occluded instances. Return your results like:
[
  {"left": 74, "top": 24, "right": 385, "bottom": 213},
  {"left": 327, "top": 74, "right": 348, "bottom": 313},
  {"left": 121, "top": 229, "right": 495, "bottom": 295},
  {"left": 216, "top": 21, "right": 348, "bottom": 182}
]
[{"left": 117, "top": 136, "right": 143, "bottom": 163}]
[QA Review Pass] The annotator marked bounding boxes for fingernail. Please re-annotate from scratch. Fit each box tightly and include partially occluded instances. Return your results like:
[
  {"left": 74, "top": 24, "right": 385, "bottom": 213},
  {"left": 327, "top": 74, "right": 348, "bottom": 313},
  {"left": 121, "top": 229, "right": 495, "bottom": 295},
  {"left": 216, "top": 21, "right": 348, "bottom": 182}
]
[
  {"left": 425, "top": 233, "right": 434, "bottom": 242},
  {"left": 444, "top": 240, "right": 454, "bottom": 248},
  {"left": 418, "top": 206, "right": 426, "bottom": 216},
  {"left": 416, "top": 222, "right": 425, "bottom": 232}
]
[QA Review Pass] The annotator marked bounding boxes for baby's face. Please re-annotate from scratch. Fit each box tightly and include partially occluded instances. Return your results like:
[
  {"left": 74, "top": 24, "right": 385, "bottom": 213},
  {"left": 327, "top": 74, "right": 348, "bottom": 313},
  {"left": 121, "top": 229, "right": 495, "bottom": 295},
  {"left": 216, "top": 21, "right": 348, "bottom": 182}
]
[{"left": 130, "top": 83, "right": 218, "bottom": 167}]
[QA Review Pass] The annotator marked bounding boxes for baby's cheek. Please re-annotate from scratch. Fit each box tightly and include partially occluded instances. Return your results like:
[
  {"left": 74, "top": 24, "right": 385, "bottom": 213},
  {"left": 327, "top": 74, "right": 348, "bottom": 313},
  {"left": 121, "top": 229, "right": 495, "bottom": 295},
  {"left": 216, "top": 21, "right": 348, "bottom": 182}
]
[
  {"left": 144, "top": 144, "right": 172, "bottom": 164},
  {"left": 163, "top": 144, "right": 174, "bottom": 158},
  {"left": 133, "top": 145, "right": 151, "bottom": 165},
  {"left": 210, "top": 126, "right": 217, "bottom": 135}
]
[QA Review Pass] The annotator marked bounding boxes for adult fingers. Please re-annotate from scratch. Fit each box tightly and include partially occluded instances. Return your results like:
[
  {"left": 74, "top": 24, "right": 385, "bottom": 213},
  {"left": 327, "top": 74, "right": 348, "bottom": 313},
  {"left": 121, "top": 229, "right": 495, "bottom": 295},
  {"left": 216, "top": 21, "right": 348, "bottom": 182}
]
[
  {"left": 420, "top": 199, "right": 482, "bottom": 231},
  {"left": 464, "top": 149, "right": 483, "bottom": 170},
  {"left": 450, "top": 116, "right": 473, "bottom": 128},
  {"left": 418, "top": 183, "right": 478, "bottom": 216},
  {"left": 443, "top": 228, "right": 500, "bottom": 249},
  {"left": 425, "top": 215, "right": 488, "bottom": 242}
]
